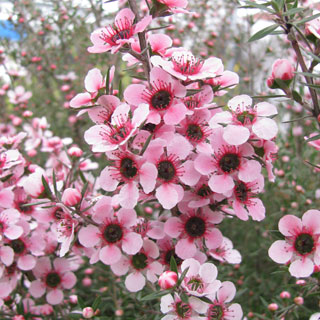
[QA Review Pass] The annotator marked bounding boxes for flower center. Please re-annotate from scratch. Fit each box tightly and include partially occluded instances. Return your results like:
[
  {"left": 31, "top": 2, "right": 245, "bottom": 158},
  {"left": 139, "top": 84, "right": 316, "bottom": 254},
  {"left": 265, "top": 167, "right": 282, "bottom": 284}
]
[
  {"left": 185, "top": 216, "right": 206, "bottom": 238},
  {"left": 151, "top": 90, "right": 171, "bottom": 110},
  {"left": 10, "top": 239, "right": 26, "bottom": 254},
  {"left": 197, "top": 184, "right": 212, "bottom": 197},
  {"left": 235, "top": 181, "right": 248, "bottom": 202},
  {"left": 186, "top": 124, "right": 203, "bottom": 141},
  {"left": 184, "top": 97, "right": 199, "bottom": 110},
  {"left": 131, "top": 253, "right": 148, "bottom": 270},
  {"left": 175, "top": 301, "right": 192, "bottom": 318},
  {"left": 208, "top": 305, "right": 224, "bottom": 320},
  {"left": 46, "top": 272, "right": 61, "bottom": 288},
  {"left": 157, "top": 160, "right": 176, "bottom": 181},
  {"left": 172, "top": 55, "right": 204, "bottom": 75},
  {"left": 294, "top": 233, "right": 314, "bottom": 255},
  {"left": 103, "top": 224, "right": 123, "bottom": 243},
  {"left": 186, "top": 276, "right": 204, "bottom": 293},
  {"left": 54, "top": 209, "right": 65, "bottom": 220},
  {"left": 219, "top": 153, "right": 240, "bottom": 173},
  {"left": 18, "top": 202, "right": 33, "bottom": 214},
  {"left": 111, "top": 29, "right": 131, "bottom": 43},
  {"left": 120, "top": 157, "right": 137, "bottom": 179},
  {"left": 237, "top": 111, "right": 255, "bottom": 124},
  {"left": 164, "top": 249, "right": 183, "bottom": 266},
  {"left": 110, "top": 125, "right": 130, "bottom": 143}
]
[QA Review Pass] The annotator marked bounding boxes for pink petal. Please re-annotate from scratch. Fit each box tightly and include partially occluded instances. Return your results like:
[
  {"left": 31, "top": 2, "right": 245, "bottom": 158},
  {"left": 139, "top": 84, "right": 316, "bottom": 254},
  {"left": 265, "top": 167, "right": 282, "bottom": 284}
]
[
  {"left": 268, "top": 240, "right": 292, "bottom": 264},
  {"left": 247, "top": 198, "right": 265, "bottom": 221},
  {"left": 180, "top": 160, "right": 201, "bottom": 186},
  {"left": 163, "top": 103, "right": 187, "bottom": 125},
  {"left": 124, "top": 84, "right": 145, "bottom": 106},
  {"left": 233, "top": 200, "right": 249, "bottom": 221},
  {"left": 302, "top": 209, "right": 320, "bottom": 234},
  {"left": 164, "top": 217, "right": 182, "bottom": 238},
  {"left": 118, "top": 182, "right": 139, "bottom": 209},
  {"left": 238, "top": 160, "right": 261, "bottom": 183},
  {"left": 99, "top": 245, "right": 121, "bottom": 265},
  {"left": 205, "top": 229, "right": 223, "bottom": 250},
  {"left": 17, "top": 254, "right": 36, "bottom": 271},
  {"left": 46, "top": 289, "right": 63, "bottom": 305},
  {"left": 175, "top": 238, "right": 196, "bottom": 259},
  {"left": 0, "top": 189, "right": 14, "bottom": 208},
  {"left": 228, "top": 95, "right": 252, "bottom": 112},
  {"left": 149, "top": 34, "right": 172, "bottom": 53},
  {"left": 0, "top": 246, "right": 14, "bottom": 266},
  {"left": 156, "top": 183, "right": 179, "bottom": 210},
  {"left": 4, "top": 225, "right": 23, "bottom": 240},
  {"left": 78, "top": 225, "right": 100, "bottom": 248},
  {"left": 252, "top": 118, "right": 278, "bottom": 140},
  {"left": 223, "top": 125, "right": 250, "bottom": 145},
  {"left": 117, "top": 208, "right": 137, "bottom": 227},
  {"left": 115, "top": 8, "right": 134, "bottom": 24},
  {"left": 289, "top": 258, "right": 314, "bottom": 278},
  {"left": 199, "top": 263, "right": 218, "bottom": 283},
  {"left": 167, "top": 135, "right": 192, "bottom": 160},
  {"left": 143, "top": 238, "right": 159, "bottom": 258},
  {"left": 209, "top": 174, "right": 234, "bottom": 194},
  {"left": 69, "top": 92, "right": 92, "bottom": 108},
  {"left": 278, "top": 215, "right": 302, "bottom": 237},
  {"left": 61, "top": 272, "right": 77, "bottom": 289},
  {"left": 194, "top": 153, "right": 215, "bottom": 175},
  {"left": 53, "top": 258, "right": 69, "bottom": 273},
  {"left": 122, "top": 232, "right": 143, "bottom": 255},
  {"left": 227, "top": 303, "right": 243, "bottom": 320},
  {"left": 111, "top": 256, "right": 130, "bottom": 276},
  {"left": 135, "top": 15, "right": 152, "bottom": 33},
  {"left": 181, "top": 258, "right": 200, "bottom": 277},
  {"left": 125, "top": 272, "right": 146, "bottom": 292},
  {"left": 139, "top": 162, "right": 157, "bottom": 193},
  {"left": 218, "top": 281, "right": 236, "bottom": 303},
  {"left": 30, "top": 280, "right": 46, "bottom": 298},
  {"left": 33, "top": 257, "right": 51, "bottom": 278},
  {"left": 84, "top": 68, "right": 104, "bottom": 92},
  {"left": 256, "top": 102, "right": 278, "bottom": 116}
]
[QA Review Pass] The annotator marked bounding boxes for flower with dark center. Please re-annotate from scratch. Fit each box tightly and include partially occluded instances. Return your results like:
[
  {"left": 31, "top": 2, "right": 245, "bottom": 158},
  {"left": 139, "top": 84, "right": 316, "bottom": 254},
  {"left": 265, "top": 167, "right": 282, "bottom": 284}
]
[
  {"left": 164, "top": 249, "right": 183, "bottom": 266},
  {"left": 46, "top": 272, "right": 61, "bottom": 288},
  {"left": 100, "top": 18, "right": 133, "bottom": 46},
  {"left": 186, "top": 124, "right": 204, "bottom": 142},
  {"left": 141, "top": 123, "right": 156, "bottom": 132},
  {"left": 143, "top": 82, "right": 173, "bottom": 111},
  {"left": 218, "top": 153, "right": 240, "bottom": 173},
  {"left": 18, "top": 202, "right": 33, "bottom": 214},
  {"left": 183, "top": 96, "right": 200, "bottom": 110},
  {"left": 131, "top": 253, "right": 148, "bottom": 270},
  {"left": 186, "top": 276, "right": 204, "bottom": 292},
  {"left": 151, "top": 90, "right": 172, "bottom": 110},
  {"left": 172, "top": 54, "right": 204, "bottom": 75},
  {"left": 120, "top": 157, "right": 137, "bottom": 179},
  {"left": 157, "top": 160, "right": 176, "bottom": 182},
  {"left": 185, "top": 216, "right": 206, "bottom": 238},
  {"left": 294, "top": 233, "right": 314, "bottom": 255},
  {"left": 103, "top": 224, "right": 123, "bottom": 244},
  {"left": 10, "top": 239, "right": 26, "bottom": 254}
]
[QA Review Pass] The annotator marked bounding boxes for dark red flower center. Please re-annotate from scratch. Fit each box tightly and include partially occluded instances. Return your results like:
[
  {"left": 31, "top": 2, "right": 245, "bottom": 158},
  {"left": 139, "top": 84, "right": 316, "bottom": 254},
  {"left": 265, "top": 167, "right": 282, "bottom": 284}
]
[
  {"left": 120, "top": 157, "right": 137, "bottom": 179},
  {"left": 185, "top": 216, "right": 206, "bottom": 238},
  {"left": 10, "top": 239, "right": 26, "bottom": 254},
  {"left": 294, "top": 233, "right": 314, "bottom": 255},
  {"left": 157, "top": 160, "right": 176, "bottom": 181},
  {"left": 46, "top": 272, "right": 61, "bottom": 288},
  {"left": 197, "top": 184, "right": 212, "bottom": 198},
  {"left": 186, "top": 124, "right": 203, "bottom": 141},
  {"left": 235, "top": 181, "right": 248, "bottom": 202},
  {"left": 219, "top": 153, "right": 240, "bottom": 173},
  {"left": 151, "top": 90, "right": 172, "bottom": 110},
  {"left": 172, "top": 55, "right": 204, "bottom": 75},
  {"left": 164, "top": 249, "right": 183, "bottom": 266},
  {"left": 132, "top": 253, "right": 148, "bottom": 270},
  {"left": 103, "top": 224, "right": 123, "bottom": 243},
  {"left": 111, "top": 29, "right": 131, "bottom": 43}
]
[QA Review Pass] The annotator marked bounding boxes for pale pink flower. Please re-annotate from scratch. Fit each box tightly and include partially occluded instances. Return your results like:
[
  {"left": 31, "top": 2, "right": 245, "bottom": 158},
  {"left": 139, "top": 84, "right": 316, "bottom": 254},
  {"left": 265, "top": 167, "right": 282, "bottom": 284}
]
[
  {"left": 209, "top": 237, "right": 242, "bottom": 265},
  {"left": 268, "top": 210, "right": 320, "bottom": 278},
  {"left": 0, "top": 209, "right": 23, "bottom": 241},
  {"left": 306, "top": 18, "right": 320, "bottom": 39},
  {"left": 84, "top": 103, "right": 149, "bottom": 152},
  {"left": 151, "top": 51, "right": 223, "bottom": 81},
  {"left": 181, "top": 258, "right": 221, "bottom": 297},
  {"left": 305, "top": 132, "right": 320, "bottom": 151},
  {"left": 124, "top": 67, "right": 187, "bottom": 125},
  {"left": 206, "top": 281, "right": 243, "bottom": 320},
  {"left": 88, "top": 8, "right": 152, "bottom": 54},
  {"left": 29, "top": 257, "right": 77, "bottom": 305},
  {"left": 7, "top": 86, "right": 32, "bottom": 104}
]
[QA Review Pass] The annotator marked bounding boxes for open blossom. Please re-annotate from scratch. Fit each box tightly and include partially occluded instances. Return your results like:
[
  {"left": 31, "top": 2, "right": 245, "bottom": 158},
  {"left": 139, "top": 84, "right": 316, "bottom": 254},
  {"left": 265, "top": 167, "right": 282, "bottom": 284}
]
[
  {"left": 29, "top": 257, "right": 76, "bottom": 305},
  {"left": 209, "top": 237, "right": 242, "bottom": 265},
  {"left": 268, "top": 210, "right": 320, "bottom": 278},
  {"left": 306, "top": 18, "right": 320, "bottom": 39},
  {"left": 88, "top": 8, "right": 152, "bottom": 54},
  {"left": 7, "top": 86, "right": 32, "bottom": 104},
  {"left": 151, "top": 50, "right": 223, "bottom": 81}
]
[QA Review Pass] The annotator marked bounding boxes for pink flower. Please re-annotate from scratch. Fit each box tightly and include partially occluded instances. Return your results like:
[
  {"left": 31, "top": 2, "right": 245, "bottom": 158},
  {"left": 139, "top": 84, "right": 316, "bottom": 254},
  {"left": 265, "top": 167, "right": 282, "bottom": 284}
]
[
  {"left": 0, "top": 209, "right": 23, "bottom": 241},
  {"left": 305, "top": 132, "right": 320, "bottom": 151},
  {"left": 84, "top": 103, "right": 149, "bottom": 152},
  {"left": 88, "top": 8, "right": 152, "bottom": 54},
  {"left": 306, "top": 18, "right": 320, "bottom": 39},
  {"left": 78, "top": 197, "right": 143, "bottom": 265},
  {"left": 29, "top": 257, "right": 76, "bottom": 305},
  {"left": 209, "top": 237, "right": 242, "bottom": 265},
  {"left": 206, "top": 281, "right": 243, "bottom": 320},
  {"left": 7, "top": 86, "right": 32, "bottom": 104},
  {"left": 61, "top": 188, "right": 81, "bottom": 207},
  {"left": 268, "top": 210, "right": 320, "bottom": 278},
  {"left": 267, "top": 59, "right": 294, "bottom": 88},
  {"left": 124, "top": 67, "right": 187, "bottom": 125},
  {"left": 151, "top": 50, "right": 223, "bottom": 81},
  {"left": 164, "top": 209, "right": 223, "bottom": 259}
]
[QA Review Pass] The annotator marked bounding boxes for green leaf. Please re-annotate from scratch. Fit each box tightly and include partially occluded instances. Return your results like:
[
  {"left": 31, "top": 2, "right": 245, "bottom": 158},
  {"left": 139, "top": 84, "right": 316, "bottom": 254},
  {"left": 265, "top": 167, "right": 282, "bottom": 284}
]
[
  {"left": 140, "top": 133, "right": 154, "bottom": 156},
  {"left": 105, "top": 66, "right": 112, "bottom": 95},
  {"left": 295, "top": 71, "right": 320, "bottom": 78},
  {"left": 68, "top": 314, "right": 83, "bottom": 319},
  {"left": 295, "top": 12, "right": 320, "bottom": 25},
  {"left": 81, "top": 181, "right": 89, "bottom": 199},
  {"left": 248, "top": 24, "right": 279, "bottom": 42},
  {"left": 177, "top": 266, "right": 189, "bottom": 287},
  {"left": 170, "top": 255, "right": 178, "bottom": 274},
  {"left": 305, "top": 133, "right": 320, "bottom": 142},
  {"left": 52, "top": 170, "right": 59, "bottom": 199},
  {"left": 20, "top": 200, "right": 51, "bottom": 208},
  {"left": 292, "top": 90, "right": 302, "bottom": 103},
  {"left": 186, "top": 89, "right": 203, "bottom": 97},
  {"left": 252, "top": 94, "right": 287, "bottom": 98},
  {"left": 282, "top": 7, "right": 305, "bottom": 16},
  {"left": 180, "top": 291, "right": 189, "bottom": 304},
  {"left": 198, "top": 295, "right": 213, "bottom": 304},
  {"left": 93, "top": 296, "right": 102, "bottom": 311},
  {"left": 240, "top": 1, "right": 274, "bottom": 13},
  {"left": 140, "top": 289, "right": 171, "bottom": 301},
  {"left": 41, "top": 175, "right": 53, "bottom": 198},
  {"left": 77, "top": 295, "right": 85, "bottom": 309}
]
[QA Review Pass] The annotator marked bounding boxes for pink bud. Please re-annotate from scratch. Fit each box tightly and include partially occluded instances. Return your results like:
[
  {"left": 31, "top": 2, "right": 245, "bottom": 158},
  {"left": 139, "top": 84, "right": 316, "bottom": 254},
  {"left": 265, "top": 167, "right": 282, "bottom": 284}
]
[
  {"left": 268, "top": 303, "right": 278, "bottom": 311},
  {"left": 13, "top": 316, "right": 25, "bottom": 320},
  {"left": 271, "top": 59, "right": 294, "bottom": 81},
  {"left": 61, "top": 188, "right": 81, "bottom": 206},
  {"left": 296, "top": 279, "right": 306, "bottom": 286},
  {"left": 67, "top": 146, "right": 83, "bottom": 157},
  {"left": 115, "top": 309, "right": 124, "bottom": 316},
  {"left": 82, "top": 307, "right": 94, "bottom": 319},
  {"left": 294, "top": 296, "right": 304, "bottom": 305},
  {"left": 280, "top": 291, "right": 291, "bottom": 299},
  {"left": 69, "top": 295, "right": 78, "bottom": 304},
  {"left": 158, "top": 271, "right": 178, "bottom": 290},
  {"left": 82, "top": 277, "right": 92, "bottom": 286}
]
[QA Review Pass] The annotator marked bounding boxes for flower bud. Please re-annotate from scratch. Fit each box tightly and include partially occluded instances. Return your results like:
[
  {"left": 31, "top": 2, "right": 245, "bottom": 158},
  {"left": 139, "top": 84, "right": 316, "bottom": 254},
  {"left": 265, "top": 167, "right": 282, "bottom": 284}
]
[
  {"left": 280, "top": 291, "right": 291, "bottom": 299},
  {"left": 158, "top": 271, "right": 178, "bottom": 289},
  {"left": 272, "top": 59, "right": 294, "bottom": 81},
  {"left": 268, "top": 303, "right": 278, "bottom": 311},
  {"left": 294, "top": 296, "right": 304, "bottom": 305},
  {"left": 61, "top": 188, "right": 81, "bottom": 206},
  {"left": 82, "top": 307, "right": 94, "bottom": 319}
]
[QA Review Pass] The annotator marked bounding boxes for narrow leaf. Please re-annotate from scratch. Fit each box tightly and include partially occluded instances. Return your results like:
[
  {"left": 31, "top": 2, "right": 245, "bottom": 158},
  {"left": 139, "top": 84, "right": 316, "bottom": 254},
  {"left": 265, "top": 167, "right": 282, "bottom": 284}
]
[
  {"left": 140, "top": 289, "right": 171, "bottom": 301},
  {"left": 295, "top": 13, "right": 320, "bottom": 25},
  {"left": 170, "top": 255, "right": 178, "bottom": 274},
  {"left": 93, "top": 296, "right": 102, "bottom": 311},
  {"left": 248, "top": 24, "right": 279, "bottom": 42},
  {"left": 177, "top": 266, "right": 189, "bottom": 286},
  {"left": 42, "top": 175, "right": 53, "bottom": 198}
]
